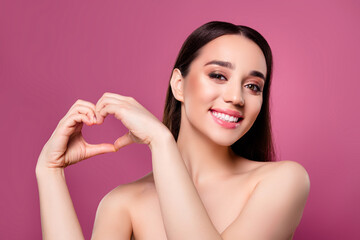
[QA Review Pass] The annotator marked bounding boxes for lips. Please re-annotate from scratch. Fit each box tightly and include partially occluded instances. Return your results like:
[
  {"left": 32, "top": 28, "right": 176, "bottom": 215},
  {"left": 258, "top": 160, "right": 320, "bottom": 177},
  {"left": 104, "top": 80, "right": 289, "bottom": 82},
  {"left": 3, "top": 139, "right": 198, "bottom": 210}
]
[
  {"left": 209, "top": 108, "right": 243, "bottom": 129},
  {"left": 210, "top": 108, "right": 243, "bottom": 119}
]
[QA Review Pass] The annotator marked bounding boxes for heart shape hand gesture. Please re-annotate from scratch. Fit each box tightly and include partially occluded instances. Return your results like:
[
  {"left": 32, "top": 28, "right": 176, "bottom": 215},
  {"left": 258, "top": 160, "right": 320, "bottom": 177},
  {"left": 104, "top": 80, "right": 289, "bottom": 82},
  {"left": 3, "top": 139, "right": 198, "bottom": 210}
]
[{"left": 36, "top": 93, "right": 170, "bottom": 171}]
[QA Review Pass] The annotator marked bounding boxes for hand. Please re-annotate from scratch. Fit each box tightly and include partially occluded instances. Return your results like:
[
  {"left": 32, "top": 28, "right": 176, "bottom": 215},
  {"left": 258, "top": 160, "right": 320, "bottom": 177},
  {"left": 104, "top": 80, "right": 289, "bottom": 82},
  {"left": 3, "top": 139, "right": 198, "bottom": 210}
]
[
  {"left": 95, "top": 92, "right": 170, "bottom": 150},
  {"left": 36, "top": 99, "right": 116, "bottom": 171}
]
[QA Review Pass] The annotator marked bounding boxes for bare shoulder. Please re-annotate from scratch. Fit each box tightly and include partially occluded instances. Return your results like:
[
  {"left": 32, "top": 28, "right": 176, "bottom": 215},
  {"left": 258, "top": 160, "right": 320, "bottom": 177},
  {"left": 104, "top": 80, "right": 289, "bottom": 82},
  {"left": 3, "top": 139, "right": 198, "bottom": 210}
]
[
  {"left": 263, "top": 160, "right": 310, "bottom": 188},
  {"left": 108, "top": 172, "right": 155, "bottom": 196},
  {"left": 92, "top": 172, "right": 155, "bottom": 239},
  {"left": 101, "top": 171, "right": 156, "bottom": 208},
  {"left": 221, "top": 160, "right": 310, "bottom": 239},
  {"left": 252, "top": 160, "right": 311, "bottom": 203}
]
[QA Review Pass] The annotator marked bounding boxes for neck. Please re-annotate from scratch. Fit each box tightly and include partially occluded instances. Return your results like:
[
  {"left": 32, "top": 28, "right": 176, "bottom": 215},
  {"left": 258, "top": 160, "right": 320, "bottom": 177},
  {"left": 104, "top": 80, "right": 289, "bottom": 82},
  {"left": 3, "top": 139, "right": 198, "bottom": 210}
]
[{"left": 176, "top": 116, "right": 239, "bottom": 187}]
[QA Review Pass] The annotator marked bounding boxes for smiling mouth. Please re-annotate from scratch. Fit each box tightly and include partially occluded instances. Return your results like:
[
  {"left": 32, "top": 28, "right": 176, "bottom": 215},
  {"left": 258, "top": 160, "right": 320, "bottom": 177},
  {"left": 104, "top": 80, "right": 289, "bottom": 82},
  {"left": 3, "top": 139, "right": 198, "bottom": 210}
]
[{"left": 210, "top": 110, "right": 243, "bottom": 123}]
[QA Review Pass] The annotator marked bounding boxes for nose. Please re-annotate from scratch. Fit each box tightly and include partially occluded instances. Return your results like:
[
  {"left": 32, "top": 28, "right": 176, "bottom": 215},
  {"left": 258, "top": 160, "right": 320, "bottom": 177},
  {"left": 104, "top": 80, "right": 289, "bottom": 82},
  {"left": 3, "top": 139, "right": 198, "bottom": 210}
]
[{"left": 222, "top": 81, "right": 245, "bottom": 106}]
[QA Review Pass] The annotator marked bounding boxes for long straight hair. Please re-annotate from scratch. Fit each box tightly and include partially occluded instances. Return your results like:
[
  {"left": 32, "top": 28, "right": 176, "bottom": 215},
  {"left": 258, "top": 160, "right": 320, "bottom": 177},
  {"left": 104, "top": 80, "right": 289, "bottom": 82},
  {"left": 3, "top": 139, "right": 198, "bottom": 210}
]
[{"left": 162, "top": 21, "right": 275, "bottom": 162}]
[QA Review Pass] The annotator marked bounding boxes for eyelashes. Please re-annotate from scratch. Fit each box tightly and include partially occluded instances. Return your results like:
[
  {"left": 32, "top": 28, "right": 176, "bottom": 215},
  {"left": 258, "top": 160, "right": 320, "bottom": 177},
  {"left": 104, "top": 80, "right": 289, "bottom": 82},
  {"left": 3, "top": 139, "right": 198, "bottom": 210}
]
[
  {"left": 245, "top": 84, "right": 262, "bottom": 93},
  {"left": 208, "top": 72, "right": 263, "bottom": 93},
  {"left": 209, "top": 73, "right": 227, "bottom": 81}
]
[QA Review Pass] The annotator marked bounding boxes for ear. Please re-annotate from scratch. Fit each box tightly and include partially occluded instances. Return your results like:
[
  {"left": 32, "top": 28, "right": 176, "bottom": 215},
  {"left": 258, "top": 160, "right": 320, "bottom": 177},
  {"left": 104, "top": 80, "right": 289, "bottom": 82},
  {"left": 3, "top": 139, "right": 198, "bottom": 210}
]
[{"left": 170, "top": 68, "right": 184, "bottom": 102}]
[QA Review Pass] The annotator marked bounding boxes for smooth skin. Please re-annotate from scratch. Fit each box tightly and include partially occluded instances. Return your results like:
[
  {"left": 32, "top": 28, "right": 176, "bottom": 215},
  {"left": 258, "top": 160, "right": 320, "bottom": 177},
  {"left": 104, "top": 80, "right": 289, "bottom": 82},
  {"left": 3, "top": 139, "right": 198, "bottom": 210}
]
[{"left": 36, "top": 35, "right": 310, "bottom": 240}]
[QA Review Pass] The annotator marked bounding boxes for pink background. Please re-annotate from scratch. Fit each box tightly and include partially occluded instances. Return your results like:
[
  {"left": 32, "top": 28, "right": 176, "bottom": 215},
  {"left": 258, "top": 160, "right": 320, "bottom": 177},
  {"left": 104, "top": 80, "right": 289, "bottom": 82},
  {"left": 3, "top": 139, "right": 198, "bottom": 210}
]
[{"left": 1, "top": 0, "right": 359, "bottom": 239}]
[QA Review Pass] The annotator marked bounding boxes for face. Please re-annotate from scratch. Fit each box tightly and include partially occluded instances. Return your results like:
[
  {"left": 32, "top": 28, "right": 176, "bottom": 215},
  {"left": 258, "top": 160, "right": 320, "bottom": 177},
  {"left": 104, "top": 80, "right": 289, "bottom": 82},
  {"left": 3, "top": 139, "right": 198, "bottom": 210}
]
[{"left": 175, "top": 34, "right": 267, "bottom": 146}]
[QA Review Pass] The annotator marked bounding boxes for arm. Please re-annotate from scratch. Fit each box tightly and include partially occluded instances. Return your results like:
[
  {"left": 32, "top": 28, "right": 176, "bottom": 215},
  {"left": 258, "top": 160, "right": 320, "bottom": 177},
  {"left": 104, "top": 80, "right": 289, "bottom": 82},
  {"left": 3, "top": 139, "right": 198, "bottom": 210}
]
[
  {"left": 36, "top": 168, "right": 133, "bottom": 240},
  {"left": 36, "top": 167, "right": 84, "bottom": 240},
  {"left": 36, "top": 99, "right": 116, "bottom": 240},
  {"left": 149, "top": 132, "right": 222, "bottom": 240},
  {"left": 150, "top": 135, "right": 310, "bottom": 240}
]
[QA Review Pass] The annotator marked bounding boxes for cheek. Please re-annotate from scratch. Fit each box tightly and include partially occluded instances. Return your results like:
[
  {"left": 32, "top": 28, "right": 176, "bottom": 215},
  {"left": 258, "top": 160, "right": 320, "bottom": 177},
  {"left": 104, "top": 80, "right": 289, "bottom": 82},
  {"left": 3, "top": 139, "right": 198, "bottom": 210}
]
[
  {"left": 245, "top": 97, "right": 263, "bottom": 120},
  {"left": 184, "top": 75, "right": 218, "bottom": 108}
]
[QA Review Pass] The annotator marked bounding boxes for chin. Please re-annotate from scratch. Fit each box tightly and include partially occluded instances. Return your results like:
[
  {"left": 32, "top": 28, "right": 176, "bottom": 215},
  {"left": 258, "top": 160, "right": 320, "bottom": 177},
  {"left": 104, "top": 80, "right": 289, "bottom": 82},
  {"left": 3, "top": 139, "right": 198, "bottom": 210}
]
[{"left": 208, "top": 133, "right": 243, "bottom": 147}]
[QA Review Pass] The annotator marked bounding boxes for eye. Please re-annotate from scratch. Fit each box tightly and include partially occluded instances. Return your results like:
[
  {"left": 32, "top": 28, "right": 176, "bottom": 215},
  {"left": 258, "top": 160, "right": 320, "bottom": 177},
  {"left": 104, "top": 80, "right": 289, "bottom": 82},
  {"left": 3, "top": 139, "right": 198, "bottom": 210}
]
[
  {"left": 245, "top": 84, "right": 262, "bottom": 93},
  {"left": 209, "top": 73, "right": 227, "bottom": 81}
]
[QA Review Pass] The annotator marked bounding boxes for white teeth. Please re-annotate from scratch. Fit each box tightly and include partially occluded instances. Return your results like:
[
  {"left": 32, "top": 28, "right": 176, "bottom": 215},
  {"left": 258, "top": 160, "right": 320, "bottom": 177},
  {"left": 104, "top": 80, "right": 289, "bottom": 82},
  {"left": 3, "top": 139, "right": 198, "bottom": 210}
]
[{"left": 211, "top": 111, "right": 239, "bottom": 123}]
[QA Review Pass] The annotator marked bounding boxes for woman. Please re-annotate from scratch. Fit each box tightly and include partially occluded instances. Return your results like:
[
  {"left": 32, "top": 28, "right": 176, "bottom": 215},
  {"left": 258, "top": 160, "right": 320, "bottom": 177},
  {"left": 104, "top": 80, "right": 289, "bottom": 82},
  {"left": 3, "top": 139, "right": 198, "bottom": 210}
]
[{"left": 36, "top": 21, "right": 310, "bottom": 240}]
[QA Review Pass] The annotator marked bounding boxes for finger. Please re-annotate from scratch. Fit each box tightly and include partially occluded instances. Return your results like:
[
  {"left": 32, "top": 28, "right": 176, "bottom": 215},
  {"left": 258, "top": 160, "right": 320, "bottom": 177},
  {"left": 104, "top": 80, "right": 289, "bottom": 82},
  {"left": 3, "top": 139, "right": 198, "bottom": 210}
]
[
  {"left": 64, "top": 100, "right": 96, "bottom": 121},
  {"left": 95, "top": 93, "right": 122, "bottom": 111},
  {"left": 95, "top": 96, "right": 123, "bottom": 123},
  {"left": 98, "top": 92, "right": 129, "bottom": 102},
  {"left": 95, "top": 93, "right": 135, "bottom": 112},
  {"left": 84, "top": 142, "right": 117, "bottom": 159},
  {"left": 97, "top": 103, "right": 125, "bottom": 123},
  {"left": 64, "top": 104, "right": 97, "bottom": 124},
  {"left": 55, "top": 113, "right": 93, "bottom": 138},
  {"left": 95, "top": 93, "right": 135, "bottom": 122},
  {"left": 70, "top": 99, "right": 96, "bottom": 110},
  {"left": 73, "top": 105, "right": 96, "bottom": 123},
  {"left": 65, "top": 113, "right": 94, "bottom": 129},
  {"left": 113, "top": 132, "right": 135, "bottom": 150}
]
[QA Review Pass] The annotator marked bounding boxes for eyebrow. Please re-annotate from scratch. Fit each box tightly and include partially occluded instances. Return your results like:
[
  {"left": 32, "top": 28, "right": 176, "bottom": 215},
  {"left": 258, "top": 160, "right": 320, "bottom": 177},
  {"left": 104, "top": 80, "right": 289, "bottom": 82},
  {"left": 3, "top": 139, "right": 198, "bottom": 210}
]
[
  {"left": 204, "top": 60, "right": 266, "bottom": 81},
  {"left": 249, "top": 70, "right": 266, "bottom": 82},
  {"left": 204, "top": 60, "right": 234, "bottom": 69}
]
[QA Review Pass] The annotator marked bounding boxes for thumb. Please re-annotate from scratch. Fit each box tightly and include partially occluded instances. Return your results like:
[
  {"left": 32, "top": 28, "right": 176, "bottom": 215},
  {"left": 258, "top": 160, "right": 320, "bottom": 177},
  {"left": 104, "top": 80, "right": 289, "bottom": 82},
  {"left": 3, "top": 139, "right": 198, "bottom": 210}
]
[
  {"left": 114, "top": 131, "right": 135, "bottom": 151},
  {"left": 85, "top": 143, "right": 117, "bottom": 159}
]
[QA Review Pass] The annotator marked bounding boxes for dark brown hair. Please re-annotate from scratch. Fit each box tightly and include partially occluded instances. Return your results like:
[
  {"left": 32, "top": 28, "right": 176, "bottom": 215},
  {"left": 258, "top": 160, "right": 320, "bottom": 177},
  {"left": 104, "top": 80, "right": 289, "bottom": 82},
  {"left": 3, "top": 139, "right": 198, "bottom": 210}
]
[{"left": 162, "top": 21, "right": 275, "bottom": 162}]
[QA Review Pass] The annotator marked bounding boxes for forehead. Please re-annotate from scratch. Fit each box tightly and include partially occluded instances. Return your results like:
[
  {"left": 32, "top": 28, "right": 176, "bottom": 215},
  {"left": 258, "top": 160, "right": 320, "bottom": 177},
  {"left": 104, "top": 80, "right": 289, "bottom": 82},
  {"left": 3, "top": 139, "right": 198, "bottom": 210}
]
[{"left": 193, "top": 34, "right": 267, "bottom": 75}]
